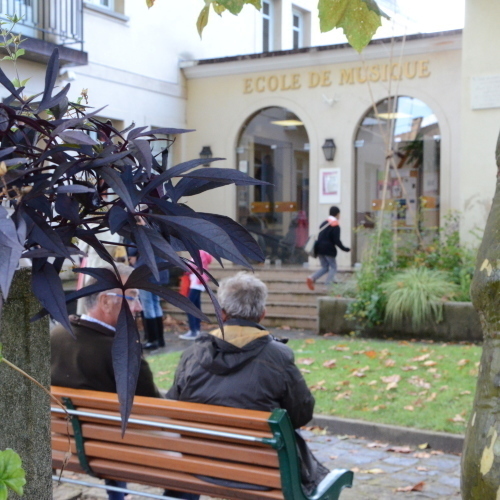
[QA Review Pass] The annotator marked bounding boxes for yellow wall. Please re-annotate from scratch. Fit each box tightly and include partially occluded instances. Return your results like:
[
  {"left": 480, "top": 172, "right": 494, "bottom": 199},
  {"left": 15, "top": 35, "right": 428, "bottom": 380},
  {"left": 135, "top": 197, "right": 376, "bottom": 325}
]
[
  {"left": 184, "top": 35, "right": 462, "bottom": 266},
  {"left": 460, "top": 0, "right": 500, "bottom": 242}
]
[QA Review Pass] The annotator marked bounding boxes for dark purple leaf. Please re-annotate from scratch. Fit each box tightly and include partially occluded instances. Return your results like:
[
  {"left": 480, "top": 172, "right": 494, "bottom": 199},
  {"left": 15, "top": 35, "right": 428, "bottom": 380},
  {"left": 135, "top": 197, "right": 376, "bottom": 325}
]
[
  {"left": 0, "top": 207, "right": 25, "bottom": 298},
  {"left": 59, "top": 130, "right": 98, "bottom": 146},
  {"left": 112, "top": 299, "right": 142, "bottom": 434},
  {"left": 52, "top": 106, "right": 107, "bottom": 136},
  {"left": 108, "top": 205, "right": 130, "bottom": 234},
  {"left": 0, "top": 66, "right": 23, "bottom": 101},
  {"left": 74, "top": 232, "right": 117, "bottom": 268},
  {"left": 140, "top": 158, "right": 224, "bottom": 200},
  {"left": 181, "top": 167, "right": 270, "bottom": 186},
  {"left": 99, "top": 166, "right": 136, "bottom": 212},
  {"left": 135, "top": 127, "right": 194, "bottom": 138},
  {"left": 131, "top": 224, "right": 159, "bottom": 282},
  {"left": 127, "top": 126, "right": 148, "bottom": 141},
  {"left": 37, "top": 83, "right": 71, "bottom": 114},
  {"left": 171, "top": 178, "right": 230, "bottom": 201},
  {"left": 139, "top": 225, "right": 188, "bottom": 270},
  {"left": 132, "top": 139, "right": 152, "bottom": 176},
  {"left": 31, "top": 261, "right": 73, "bottom": 334},
  {"left": 89, "top": 150, "right": 132, "bottom": 169},
  {"left": 56, "top": 184, "right": 96, "bottom": 194},
  {"left": 22, "top": 246, "right": 83, "bottom": 259},
  {"left": 198, "top": 213, "right": 265, "bottom": 262},
  {"left": 24, "top": 211, "right": 72, "bottom": 259},
  {"left": 39, "top": 48, "right": 60, "bottom": 111},
  {"left": 73, "top": 266, "right": 122, "bottom": 288},
  {"left": 149, "top": 214, "right": 251, "bottom": 268},
  {"left": 0, "top": 146, "right": 16, "bottom": 160},
  {"left": 55, "top": 194, "right": 80, "bottom": 223}
]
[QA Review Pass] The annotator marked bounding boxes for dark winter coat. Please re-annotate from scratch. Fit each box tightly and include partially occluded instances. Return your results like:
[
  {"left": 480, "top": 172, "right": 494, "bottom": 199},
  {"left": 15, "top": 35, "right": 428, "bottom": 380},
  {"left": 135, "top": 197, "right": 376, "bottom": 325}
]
[
  {"left": 314, "top": 219, "right": 349, "bottom": 257},
  {"left": 51, "top": 316, "right": 160, "bottom": 398},
  {"left": 166, "top": 319, "right": 329, "bottom": 494}
]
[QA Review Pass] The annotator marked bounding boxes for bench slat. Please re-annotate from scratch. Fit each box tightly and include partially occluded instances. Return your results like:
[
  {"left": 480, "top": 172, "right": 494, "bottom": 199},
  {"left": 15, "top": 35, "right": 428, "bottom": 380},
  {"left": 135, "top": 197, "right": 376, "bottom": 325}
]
[
  {"left": 52, "top": 452, "right": 284, "bottom": 500},
  {"left": 52, "top": 419, "right": 279, "bottom": 468},
  {"left": 52, "top": 408, "right": 274, "bottom": 443},
  {"left": 51, "top": 387, "right": 272, "bottom": 432}
]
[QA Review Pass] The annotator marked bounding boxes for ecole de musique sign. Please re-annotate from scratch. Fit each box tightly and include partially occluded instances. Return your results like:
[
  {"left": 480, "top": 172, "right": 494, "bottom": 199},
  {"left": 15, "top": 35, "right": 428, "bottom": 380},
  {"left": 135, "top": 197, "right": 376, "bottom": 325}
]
[{"left": 243, "top": 60, "right": 431, "bottom": 94}]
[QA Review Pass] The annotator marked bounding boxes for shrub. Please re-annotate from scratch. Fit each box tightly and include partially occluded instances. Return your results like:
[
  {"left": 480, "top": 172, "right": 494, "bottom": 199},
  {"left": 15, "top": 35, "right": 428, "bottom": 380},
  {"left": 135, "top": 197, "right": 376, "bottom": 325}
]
[{"left": 381, "top": 267, "right": 460, "bottom": 329}]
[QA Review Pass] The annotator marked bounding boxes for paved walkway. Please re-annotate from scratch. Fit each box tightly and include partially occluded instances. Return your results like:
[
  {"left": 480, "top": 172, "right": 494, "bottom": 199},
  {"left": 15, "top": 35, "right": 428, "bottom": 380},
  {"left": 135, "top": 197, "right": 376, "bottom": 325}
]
[{"left": 52, "top": 427, "right": 461, "bottom": 499}]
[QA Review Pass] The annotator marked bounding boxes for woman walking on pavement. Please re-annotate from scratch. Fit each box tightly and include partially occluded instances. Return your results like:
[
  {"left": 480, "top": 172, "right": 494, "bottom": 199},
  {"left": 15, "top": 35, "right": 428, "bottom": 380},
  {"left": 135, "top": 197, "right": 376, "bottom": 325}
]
[{"left": 306, "top": 206, "right": 350, "bottom": 291}]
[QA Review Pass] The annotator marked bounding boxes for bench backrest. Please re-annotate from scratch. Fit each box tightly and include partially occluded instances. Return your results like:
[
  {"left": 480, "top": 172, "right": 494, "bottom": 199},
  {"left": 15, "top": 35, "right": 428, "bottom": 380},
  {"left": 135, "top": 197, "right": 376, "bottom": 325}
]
[{"left": 51, "top": 386, "right": 353, "bottom": 500}]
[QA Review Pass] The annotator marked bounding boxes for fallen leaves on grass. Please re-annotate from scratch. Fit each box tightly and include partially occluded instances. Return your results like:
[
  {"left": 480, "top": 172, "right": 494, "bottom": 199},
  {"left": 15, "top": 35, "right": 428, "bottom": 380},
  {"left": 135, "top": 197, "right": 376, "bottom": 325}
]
[
  {"left": 450, "top": 414, "right": 466, "bottom": 423},
  {"left": 310, "top": 380, "right": 327, "bottom": 391},
  {"left": 395, "top": 481, "right": 425, "bottom": 492},
  {"left": 426, "top": 392, "right": 437, "bottom": 402},
  {"left": 404, "top": 405, "right": 415, "bottom": 411},
  {"left": 298, "top": 358, "right": 315, "bottom": 365},
  {"left": 408, "top": 376, "right": 431, "bottom": 389},
  {"left": 380, "top": 374, "right": 401, "bottom": 390},
  {"left": 300, "top": 368, "right": 311, "bottom": 374},
  {"left": 364, "top": 350, "right": 378, "bottom": 359},
  {"left": 385, "top": 359, "right": 396, "bottom": 367},
  {"left": 331, "top": 345, "right": 350, "bottom": 351},
  {"left": 412, "top": 354, "right": 430, "bottom": 362},
  {"left": 322, "top": 359, "right": 337, "bottom": 368},
  {"left": 401, "top": 365, "right": 418, "bottom": 371},
  {"left": 351, "top": 366, "right": 370, "bottom": 378},
  {"left": 423, "top": 360, "right": 437, "bottom": 367},
  {"left": 334, "top": 391, "right": 352, "bottom": 401},
  {"left": 458, "top": 359, "right": 470, "bottom": 367},
  {"left": 372, "top": 405, "right": 387, "bottom": 412}
]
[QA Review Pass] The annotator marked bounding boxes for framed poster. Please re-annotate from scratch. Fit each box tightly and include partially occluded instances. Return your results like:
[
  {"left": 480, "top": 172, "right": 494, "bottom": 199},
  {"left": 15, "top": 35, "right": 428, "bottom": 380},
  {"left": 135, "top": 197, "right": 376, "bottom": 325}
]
[{"left": 319, "top": 168, "right": 341, "bottom": 204}]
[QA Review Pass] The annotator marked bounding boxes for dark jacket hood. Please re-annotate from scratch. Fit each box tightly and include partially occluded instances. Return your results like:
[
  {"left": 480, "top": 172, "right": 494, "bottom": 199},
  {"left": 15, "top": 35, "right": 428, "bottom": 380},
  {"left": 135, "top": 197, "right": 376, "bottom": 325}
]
[{"left": 198, "top": 333, "right": 272, "bottom": 375}]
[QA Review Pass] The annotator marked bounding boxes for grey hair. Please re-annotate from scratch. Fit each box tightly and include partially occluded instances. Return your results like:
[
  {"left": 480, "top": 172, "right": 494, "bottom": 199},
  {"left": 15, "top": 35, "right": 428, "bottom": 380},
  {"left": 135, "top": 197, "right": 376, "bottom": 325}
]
[
  {"left": 84, "top": 263, "right": 134, "bottom": 312},
  {"left": 217, "top": 272, "right": 267, "bottom": 322}
]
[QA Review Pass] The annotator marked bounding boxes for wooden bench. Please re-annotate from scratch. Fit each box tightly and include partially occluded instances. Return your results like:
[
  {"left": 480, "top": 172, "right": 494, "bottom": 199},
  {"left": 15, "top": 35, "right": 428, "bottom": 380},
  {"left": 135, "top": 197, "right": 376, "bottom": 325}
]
[{"left": 51, "top": 386, "right": 354, "bottom": 500}]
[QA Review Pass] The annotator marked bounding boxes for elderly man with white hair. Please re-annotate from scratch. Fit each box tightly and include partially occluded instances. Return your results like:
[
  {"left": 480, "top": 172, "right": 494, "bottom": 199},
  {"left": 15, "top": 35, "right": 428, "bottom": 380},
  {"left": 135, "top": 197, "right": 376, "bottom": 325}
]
[
  {"left": 51, "top": 263, "right": 160, "bottom": 500},
  {"left": 167, "top": 272, "right": 328, "bottom": 495}
]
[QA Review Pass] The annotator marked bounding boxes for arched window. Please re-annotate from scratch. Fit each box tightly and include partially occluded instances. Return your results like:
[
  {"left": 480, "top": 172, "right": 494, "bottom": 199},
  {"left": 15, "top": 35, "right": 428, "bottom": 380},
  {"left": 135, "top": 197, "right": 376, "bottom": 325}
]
[
  {"left": 354, "top": 96, "right": 440, "bottom": 261},
  {"left": 236, "top": 107, "right": 310, "bottom": 265}
]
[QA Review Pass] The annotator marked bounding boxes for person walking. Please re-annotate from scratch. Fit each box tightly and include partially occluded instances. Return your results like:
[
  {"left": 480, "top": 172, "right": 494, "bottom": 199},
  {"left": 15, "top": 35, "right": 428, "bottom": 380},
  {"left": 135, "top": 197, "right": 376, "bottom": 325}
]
[
  {"left": 179, "top": 250, "right": 213, "bottom": 340},
  {"left": 306, "top": 206, "right": 350, "bottom": 291}
]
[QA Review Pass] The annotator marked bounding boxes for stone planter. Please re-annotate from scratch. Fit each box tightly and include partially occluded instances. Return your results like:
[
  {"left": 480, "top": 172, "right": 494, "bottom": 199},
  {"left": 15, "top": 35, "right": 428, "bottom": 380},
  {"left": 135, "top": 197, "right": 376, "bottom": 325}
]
[{"left": 318, "top": 297, "right": 482, "bottom": 342}]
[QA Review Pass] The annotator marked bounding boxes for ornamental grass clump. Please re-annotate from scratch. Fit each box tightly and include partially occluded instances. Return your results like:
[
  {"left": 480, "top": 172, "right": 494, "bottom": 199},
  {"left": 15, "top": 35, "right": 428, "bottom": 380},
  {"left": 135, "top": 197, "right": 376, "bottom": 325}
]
[{"left": 381, "top": 268, "right": 460, "bottom": 329}]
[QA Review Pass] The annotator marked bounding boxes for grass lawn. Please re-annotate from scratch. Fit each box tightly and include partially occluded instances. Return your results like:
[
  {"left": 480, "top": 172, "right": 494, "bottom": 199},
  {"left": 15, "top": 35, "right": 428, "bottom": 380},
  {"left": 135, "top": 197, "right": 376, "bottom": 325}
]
[{"left": 147, "top": 337, "right": 481, "bottom": 434}]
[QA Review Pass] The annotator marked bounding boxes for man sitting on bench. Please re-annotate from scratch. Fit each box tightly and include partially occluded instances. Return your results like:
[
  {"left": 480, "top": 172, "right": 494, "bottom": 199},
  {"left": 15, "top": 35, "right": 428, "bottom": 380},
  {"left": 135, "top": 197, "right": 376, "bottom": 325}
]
[
  {"left": 167, "top": 272, "right": 329, "bottom": 495},
  {"left": 51, "top": 263, "right": 165, "bottom": 500}
]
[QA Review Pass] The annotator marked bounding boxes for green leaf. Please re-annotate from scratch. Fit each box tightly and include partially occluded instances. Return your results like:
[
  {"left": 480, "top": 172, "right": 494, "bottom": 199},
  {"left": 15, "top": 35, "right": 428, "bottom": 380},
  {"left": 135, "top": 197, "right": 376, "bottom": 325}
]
[
  {"left": 0, "top": 56, "right": 13, "bottom": 61},
  {"left": 361, "top": 0, "right": 390, "bottom": 20},
  {"left": 20, "top": 78, "right": 30, "bottom": 87},
  {"left": 145, "top": 0, "right": 155, "bottom": 6},
  {"left": 215, "top": 0, "right": 259, "bottom": 15},
  {"left": 213, "top": 2, "right": 226, "bottom": 15},
  {"left": 14, "top": 48, "right": 25, "bottom": 58},
  {"left": 319, "top": 0, "right": 383, "bottom": 52},
  {"left": 0, "top": 449, "right": 26, "bottom": 498},
  {"left": 318, "top": 0, "right": 349, "bottom": 31},
  {"left": 11, "top": 79, "right": 20, "bottom": 87},
  {"left": 197, "top": 5, "right": 210, "bottom": 37}
]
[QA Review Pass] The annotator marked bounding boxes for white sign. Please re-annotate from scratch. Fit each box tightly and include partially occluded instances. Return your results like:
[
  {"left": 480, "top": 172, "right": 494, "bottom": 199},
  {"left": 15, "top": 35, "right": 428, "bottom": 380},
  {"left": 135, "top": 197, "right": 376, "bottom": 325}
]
[
  {"left": 319, "top": 168, "right": 341, "bottom": 204},
  {"left": 471, "top": 75, "right": 500, "bottom": 110}
]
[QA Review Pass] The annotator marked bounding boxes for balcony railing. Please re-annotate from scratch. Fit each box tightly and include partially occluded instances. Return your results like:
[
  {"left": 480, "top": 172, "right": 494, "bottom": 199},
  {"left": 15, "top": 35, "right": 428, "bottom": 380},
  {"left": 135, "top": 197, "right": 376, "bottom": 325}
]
[{"left": 0, "top": 0, "right": 84, "bottom": 51}]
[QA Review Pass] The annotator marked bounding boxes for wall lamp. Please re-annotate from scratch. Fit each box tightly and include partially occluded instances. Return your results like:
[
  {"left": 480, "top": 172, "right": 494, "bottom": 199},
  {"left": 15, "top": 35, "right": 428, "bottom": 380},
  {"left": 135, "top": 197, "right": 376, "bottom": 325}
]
[
  {"left": 322, "top": 139, "right": 336, "bottom": 162},
  {"left": 199, "top": 145, "right": 213, "bottom": 166}
]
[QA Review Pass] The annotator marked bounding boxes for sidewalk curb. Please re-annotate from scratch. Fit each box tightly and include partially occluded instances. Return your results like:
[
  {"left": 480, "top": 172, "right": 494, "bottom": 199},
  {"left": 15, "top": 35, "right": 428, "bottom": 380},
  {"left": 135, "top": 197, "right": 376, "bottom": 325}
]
[{"left": 311, "top": 414, "right": 464, "bottom": 455}]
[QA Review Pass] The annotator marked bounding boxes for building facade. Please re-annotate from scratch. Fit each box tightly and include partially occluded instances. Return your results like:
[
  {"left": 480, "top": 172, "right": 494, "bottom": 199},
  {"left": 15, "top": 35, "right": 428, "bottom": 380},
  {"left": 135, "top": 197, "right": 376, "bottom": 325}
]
[{"left": 1, "top": 1, "right": 497, "bottom": 268}]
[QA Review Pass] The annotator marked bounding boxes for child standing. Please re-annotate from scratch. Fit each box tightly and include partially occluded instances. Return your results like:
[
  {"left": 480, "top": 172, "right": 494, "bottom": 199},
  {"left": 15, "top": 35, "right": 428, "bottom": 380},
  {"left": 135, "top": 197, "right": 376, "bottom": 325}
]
[{"left": 180, "top": 250, "right": 213, "bottom": 340}]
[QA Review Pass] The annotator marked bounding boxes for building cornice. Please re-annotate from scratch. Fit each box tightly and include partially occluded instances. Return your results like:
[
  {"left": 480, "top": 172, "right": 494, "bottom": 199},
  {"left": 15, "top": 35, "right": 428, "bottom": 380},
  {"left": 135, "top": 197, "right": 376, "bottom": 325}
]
[{"left": 182, "top": 30, "right": 462, "bottom": 79}]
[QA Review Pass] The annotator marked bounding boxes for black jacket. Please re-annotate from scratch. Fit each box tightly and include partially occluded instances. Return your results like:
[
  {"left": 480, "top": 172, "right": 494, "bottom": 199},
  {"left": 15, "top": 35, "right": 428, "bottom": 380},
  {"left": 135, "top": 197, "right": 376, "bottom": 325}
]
[
  {"left": 314, "top": 220, "right": 349, "bottom": 257},
  {"left": 167, "top": 320, "right": 329, "bottom": 493},
  {"left": 51, "top": 316, "right": 160, "bottom": 398}
]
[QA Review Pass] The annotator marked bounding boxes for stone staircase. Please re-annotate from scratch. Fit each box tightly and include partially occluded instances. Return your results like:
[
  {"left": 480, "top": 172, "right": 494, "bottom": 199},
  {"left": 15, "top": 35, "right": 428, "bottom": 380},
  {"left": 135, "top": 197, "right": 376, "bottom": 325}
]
[{"left": 164, "top": 265, "right": 353, "bottom": 331}]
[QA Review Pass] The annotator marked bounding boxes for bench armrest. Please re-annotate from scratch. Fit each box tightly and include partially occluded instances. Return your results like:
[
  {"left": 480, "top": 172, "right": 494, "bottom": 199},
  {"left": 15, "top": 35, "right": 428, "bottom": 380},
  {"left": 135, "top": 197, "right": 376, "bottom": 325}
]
[{"left": 310, "top": 469, "right": 354, "bottom": 500}]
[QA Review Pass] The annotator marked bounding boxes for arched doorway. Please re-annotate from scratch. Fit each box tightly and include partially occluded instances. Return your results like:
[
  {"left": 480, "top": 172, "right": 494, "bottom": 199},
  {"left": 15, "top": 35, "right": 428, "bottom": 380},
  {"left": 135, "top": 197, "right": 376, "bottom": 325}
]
[
  {"left": 354, "top": 96, "right": 441, "bottom": 262},
  {"left": 236, "top": 107, "right": 310, "bottom": 265}
]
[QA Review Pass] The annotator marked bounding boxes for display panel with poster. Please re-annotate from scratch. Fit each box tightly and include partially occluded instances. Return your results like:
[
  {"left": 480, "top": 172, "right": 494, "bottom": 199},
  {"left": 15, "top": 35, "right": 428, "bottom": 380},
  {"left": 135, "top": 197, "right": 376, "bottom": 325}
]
[{"left": 319, "top": 168, "right": 341, "bottom": 204}]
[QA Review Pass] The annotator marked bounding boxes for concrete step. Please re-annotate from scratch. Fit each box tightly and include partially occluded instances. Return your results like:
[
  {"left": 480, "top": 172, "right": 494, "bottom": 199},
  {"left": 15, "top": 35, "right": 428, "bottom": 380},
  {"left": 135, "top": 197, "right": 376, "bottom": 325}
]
[
  {"left": 195, "top": 299, "right": 317, "bottom": 317},
  {"left": 164, "top": 309, "right": 317, "bottom": 330}
]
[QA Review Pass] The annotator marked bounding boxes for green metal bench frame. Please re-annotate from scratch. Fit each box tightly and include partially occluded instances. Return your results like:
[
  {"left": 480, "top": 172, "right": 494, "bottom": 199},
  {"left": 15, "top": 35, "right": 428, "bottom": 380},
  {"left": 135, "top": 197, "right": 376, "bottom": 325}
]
[{"left": 52, "top": 398, "right": 354, "bottom": 500}]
